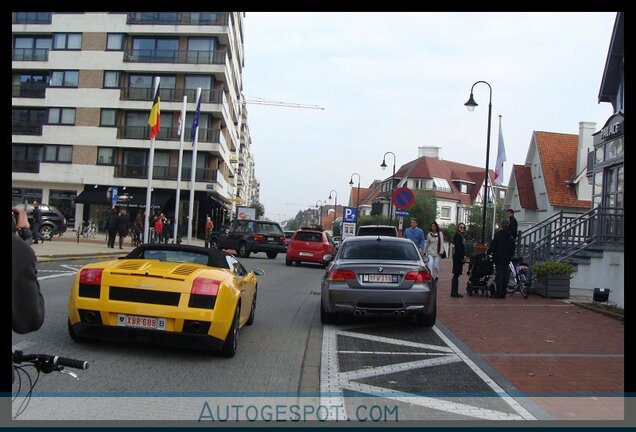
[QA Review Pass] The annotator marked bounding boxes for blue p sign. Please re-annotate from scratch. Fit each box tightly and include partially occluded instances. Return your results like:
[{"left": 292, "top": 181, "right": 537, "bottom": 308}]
[{"left": 343, "top": 207, "right": 357, "bottom": 222}]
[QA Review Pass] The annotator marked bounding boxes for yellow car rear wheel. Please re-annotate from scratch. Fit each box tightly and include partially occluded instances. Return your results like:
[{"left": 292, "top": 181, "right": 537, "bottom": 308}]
[{"left": 220, "top": 307, "right": 240, "bottom": 358}]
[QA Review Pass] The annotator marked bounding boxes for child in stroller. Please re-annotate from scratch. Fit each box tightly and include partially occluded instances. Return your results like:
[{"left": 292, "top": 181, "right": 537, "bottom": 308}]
[{"left": 466, "top": 252, "right": 496, "bottom": 296}]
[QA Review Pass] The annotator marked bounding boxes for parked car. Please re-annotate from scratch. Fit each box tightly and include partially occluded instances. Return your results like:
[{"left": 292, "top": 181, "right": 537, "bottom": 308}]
[
  {"left": 67, "top": 244, "right": 264, "bottom": 357},
  {"left": 356, "top": 224, "right": 398, "bottom": 237},
  {"left": 320, "top": 236, "right": 436, "bottom": 326},
  {"left": 209, "top": 219, "right": 286, "bottom": 259},
  {"left": 286, "top": 227, "right": 337, "bottom": 268},
  {"left": 284, "top": 230, "right": 295, "bottom": 248},
  {"left": 14, "top": 203, "right": 68, "bottom": 241}
]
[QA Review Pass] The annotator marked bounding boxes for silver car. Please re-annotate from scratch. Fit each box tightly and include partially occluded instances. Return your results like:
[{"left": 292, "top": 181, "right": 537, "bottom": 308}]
[{"left": 320, "top": 236, "right": 436, "bottom": 326}]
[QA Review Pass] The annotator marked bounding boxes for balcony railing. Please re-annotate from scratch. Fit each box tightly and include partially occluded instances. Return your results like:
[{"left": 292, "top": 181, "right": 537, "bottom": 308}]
[
  {"left": 123, "top": 49, "right": 226, "bottom": 65},
  {"left": 126, "top": 12, "right": 229, "bottom": 26},
  {"left": 12, "top": 123, "right": 43, "bottom": 135},
  {"left": 114, "top": 163, "right": 218, "bottom": 182},
  {"left": 12, "top": 48, "right": 49, "bottom": 61},
  {"left": 12, "top": 160, "right": 40, "bottom": 173},
  {"left": 12, "top": 83, "right": 47, "bottom": 98},
  {"left": 117, "top": 125, "right": 221, "bottom": 144},
  {"left": 120, "top": 87, "right": 223, "bottom": 104}
]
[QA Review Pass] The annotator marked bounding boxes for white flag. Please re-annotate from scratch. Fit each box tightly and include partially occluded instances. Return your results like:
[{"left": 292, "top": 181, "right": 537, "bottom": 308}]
[{"left": 494, "top": 118, "right": 506, "bottom": 185}]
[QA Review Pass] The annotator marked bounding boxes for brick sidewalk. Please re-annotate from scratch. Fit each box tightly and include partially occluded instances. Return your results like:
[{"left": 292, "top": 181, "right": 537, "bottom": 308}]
[{"left": 435, "top": 258, "right": 624, "bottom": 420}]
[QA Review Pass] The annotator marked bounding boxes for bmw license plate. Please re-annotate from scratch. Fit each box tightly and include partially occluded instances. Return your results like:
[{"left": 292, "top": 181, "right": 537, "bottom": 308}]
[
  {"left": 117, "top": 314, "right": 167, "bottom": 330},
  {"left": 363, "top": 274, "right": 397, "bottom": 283},
  {"left": 299, "top": 252, "right": 313, "bottom": 257}
]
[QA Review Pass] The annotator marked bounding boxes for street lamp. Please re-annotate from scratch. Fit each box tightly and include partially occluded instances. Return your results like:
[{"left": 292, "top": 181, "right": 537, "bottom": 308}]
[
  {"left": 327, "top": 190, "right": 338, "bottom": 231},
  {"left": 315, "top": 200, "right": 323, "bottom": 227},
  {"left": 380, "top": 152, "right": 396, "bottom": 225},
  {"left": 349, "top": 172, "right": 361, "bottom": 219},
  {"left": 464, "top": 80, "right": 493, "bottom": 244}
]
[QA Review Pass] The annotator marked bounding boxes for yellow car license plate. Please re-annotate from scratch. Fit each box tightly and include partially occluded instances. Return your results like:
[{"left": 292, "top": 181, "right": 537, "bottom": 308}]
[{"left": 117, "top": 314, "right": 167, "bottom": 330}]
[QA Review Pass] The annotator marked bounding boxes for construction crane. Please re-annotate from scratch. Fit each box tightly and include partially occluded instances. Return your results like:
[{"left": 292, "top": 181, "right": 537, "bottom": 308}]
[{"left": 243, "top": 95, "right": 324, "bottom": 110}]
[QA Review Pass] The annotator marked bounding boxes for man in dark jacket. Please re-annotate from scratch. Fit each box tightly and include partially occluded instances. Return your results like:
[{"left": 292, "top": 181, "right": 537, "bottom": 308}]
[
  {"left": 450, "top": 223, "right": 467, "bottom": 298},
  {"left": 487, "top": 220, "right": 515, "bottom": 298},
  {"left": 31, "top": 201, "right": 43, "bottom": 244},
  {"left": 506, "top": 209, "right": 518, "bottom": 240},
  {"left": 12, "top": 208, "right": 45, "bottom": 383}
]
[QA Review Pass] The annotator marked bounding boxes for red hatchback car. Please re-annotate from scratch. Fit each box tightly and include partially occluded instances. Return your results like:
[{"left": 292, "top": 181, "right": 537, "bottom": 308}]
[{"left": 285, "top": 227, "right": 337, "bottom": 267}]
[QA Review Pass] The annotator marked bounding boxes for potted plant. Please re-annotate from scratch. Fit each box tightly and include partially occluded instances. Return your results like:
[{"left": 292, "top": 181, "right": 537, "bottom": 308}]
[{"left": 532, "top": 259, "right": 574, "bottom": 298}]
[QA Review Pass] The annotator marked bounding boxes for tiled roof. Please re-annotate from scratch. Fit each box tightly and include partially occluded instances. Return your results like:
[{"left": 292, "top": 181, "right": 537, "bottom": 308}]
[
  {"left": 534, "top": 131, "right": 592, "bottom": 208},
  {"left": 388, "top": 156, "right": 495, "bottom": 205},
  {"left": 512, "top": 164, "right": 537, "bottom": 210}
]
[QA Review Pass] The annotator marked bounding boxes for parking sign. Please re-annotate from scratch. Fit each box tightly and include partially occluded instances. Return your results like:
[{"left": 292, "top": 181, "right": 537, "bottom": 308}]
[{"left": 343, "top": 207, "right": 358, "bottom": 223}]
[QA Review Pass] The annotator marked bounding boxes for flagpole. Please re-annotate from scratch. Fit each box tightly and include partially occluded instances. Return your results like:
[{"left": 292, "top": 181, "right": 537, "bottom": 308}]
[
  {"left": 173, "top": 95, "right": 187, "bottom": 244},
  {"left": 187, "top": 87, "right": 202, "bottom": 244},
  {"left": 492, "top": 114, "right": 505, "bottom": 239},
  {"left": 144, "top": 77, "right": 160, "bottom": 244}
]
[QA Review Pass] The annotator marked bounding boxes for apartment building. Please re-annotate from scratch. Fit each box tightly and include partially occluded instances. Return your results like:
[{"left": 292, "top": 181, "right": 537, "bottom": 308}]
[{"left": 12, "top": 12, "right": 257, "bottom": 238}]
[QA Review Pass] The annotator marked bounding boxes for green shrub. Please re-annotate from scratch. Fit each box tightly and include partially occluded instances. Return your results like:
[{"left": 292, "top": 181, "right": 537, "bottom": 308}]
[{"left": 532, "top": 259, "right": 574, "bottom": 279}]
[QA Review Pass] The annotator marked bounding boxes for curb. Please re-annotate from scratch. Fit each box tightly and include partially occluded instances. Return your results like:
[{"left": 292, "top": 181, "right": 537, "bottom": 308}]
[{"left": 571, "top": 302, "right": 624, "bottom": 322}]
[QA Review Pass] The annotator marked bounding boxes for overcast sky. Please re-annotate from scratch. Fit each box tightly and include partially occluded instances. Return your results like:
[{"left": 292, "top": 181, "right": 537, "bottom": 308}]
[{"left": 242, "top": 12, "right": 617, "bottom": 223}]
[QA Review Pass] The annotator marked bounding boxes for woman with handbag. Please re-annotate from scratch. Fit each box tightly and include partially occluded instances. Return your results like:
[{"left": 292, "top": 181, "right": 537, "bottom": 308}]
[{"left": 424, "top": 221, "right": 445, "bottom": 282}]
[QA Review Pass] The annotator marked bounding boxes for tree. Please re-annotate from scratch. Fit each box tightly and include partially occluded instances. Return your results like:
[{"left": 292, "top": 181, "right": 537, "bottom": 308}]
[
  {"left": 465, "top": 199, "right": 504, "bottom": 244},
  {"left": 282, "top": 218, "right": 300, "bottom": 230},
  {"left": 406, "top": 191, "right": 437, "bottom": 231},
  {"left": 254, "top": 202, "right": 264, "bottom": 219}
]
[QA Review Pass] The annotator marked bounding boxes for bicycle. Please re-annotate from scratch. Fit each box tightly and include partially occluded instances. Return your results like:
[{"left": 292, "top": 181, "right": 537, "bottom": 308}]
[
  {"left": 12, "top": 350, "right": 89, "bottom": 419},
  {"left": 506, "top": 256, "right": 530, "bottom": 298}
]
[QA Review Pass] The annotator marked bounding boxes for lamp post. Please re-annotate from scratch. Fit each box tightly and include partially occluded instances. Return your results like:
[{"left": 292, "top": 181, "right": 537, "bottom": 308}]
[
  {"left": 380, "top": 152, "right": 396, "bottom": 225},
  {"left": 315, "top": 200, "right": 323, "bottom": 227},
  {"left": 327, "top": 190, "right": 338, "bottom": 232},
  {"left": 349, "top": 172, "right": 361, "bottom": 219},
  {"left": 464, "top": 80, "right": 493, "bottom": 244}
]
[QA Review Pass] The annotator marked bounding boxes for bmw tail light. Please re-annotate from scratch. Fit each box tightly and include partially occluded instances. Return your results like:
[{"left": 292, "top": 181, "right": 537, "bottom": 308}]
[
  {"left": 79, "top": 268, "right": 103, "bottom": 285},
  {"left": 329, "top": 269, "right": 356, "bottom": 281},
  {"left": 405, "top": 271, "right": 432, "bottom": 283},
  {"left": 191, "top": 277, "right": 220, "bottom": 296}
]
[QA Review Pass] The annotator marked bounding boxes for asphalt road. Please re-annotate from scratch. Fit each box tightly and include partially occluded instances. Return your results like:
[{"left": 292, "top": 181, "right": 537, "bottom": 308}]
[{"left": 11, "top": 254, "right": 544, "bottom": 422}]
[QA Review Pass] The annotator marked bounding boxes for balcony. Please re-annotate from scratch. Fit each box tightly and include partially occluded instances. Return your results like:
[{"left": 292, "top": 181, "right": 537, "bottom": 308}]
[
  {"left": 120, "top": 87, "right": 223, "bottom": 104},
  {"left": 117, "top": 125, "right": 221, "bottom": 144},
  {"left": 12, "top": 160, "right": 40, "bottom": 173},
  {"left": 126, "top": 12, "right": 229, "bottom": 26},
  {"left": 123, "top": 49, "right": 226, "bottom": 65},
  {"left": 12, "top": 123, "right": 43, "bottom": 135},
  {"left": 12, "top": 48, "right": 49, "bottom": 62},
  {"left": 114, "top": 163, "right": 218, "bottom": 183},
  {"left": 12, "top": 83, "right": 47, "bottom": 98}
]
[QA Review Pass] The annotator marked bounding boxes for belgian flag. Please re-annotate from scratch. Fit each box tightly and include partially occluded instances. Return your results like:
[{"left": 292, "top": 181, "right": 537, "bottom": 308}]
[{"left": 147, "top": 79, "right": 160, "bottom": 139}]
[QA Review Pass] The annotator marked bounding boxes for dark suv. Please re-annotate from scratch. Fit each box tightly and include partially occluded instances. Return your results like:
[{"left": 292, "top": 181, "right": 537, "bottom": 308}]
[
  {"left": 356, "top": 224, "right": 398, "bottom": 237},
  {"left": 15, "top": 203, "right": 68, "bottom": 241},
  {"left": 209, "top": 219, "right": 286, "bottom": 258}
]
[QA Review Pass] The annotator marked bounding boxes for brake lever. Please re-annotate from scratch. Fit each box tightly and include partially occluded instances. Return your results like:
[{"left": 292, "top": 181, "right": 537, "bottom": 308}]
[{"left": 58, "top": 368, "right": 79, "bottom": 380}]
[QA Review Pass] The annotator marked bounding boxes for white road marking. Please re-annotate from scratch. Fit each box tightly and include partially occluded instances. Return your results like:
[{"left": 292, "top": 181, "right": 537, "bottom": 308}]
[
  {"left": 38, "top": 273, "right": 76, "bottom": 281},
  {"left": 321, "top": 324, "right": 537, "bottom": 421}
]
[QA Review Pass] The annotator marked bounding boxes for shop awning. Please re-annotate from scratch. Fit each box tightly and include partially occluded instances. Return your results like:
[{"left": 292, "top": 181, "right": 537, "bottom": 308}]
[{"left": 75, "top": 187, "right": 172, "bottom": 209}]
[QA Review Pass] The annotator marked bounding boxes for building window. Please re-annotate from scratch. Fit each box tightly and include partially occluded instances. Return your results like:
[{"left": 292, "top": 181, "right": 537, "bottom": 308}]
[
  {"left": 52, "top": 33, "right": 82, "bottom": 50},
  {"left": 48, "top": 108, "right": 75, "bottom": 125},
  {"left": 103, "top": 71, "right": 122, "bottom": 89},
  {"left": 97, "top": 147, "right": 115, "bottom": 165},
  {"left": 132, "top": 38, "right": 179, "bottom": 62},
  {"left": 14, "top": 12, "right": 52, "bottom": 24},
  {"left": 459, "top": 183, "right": 468, "bottom": 194},
  {"left": 13, "top": 36, "right": 52, "bottom": 61},
  {"left": 12, "top": 72, "right": 48, "bottom": 98},
  {"left": 49, "top": 70, "right": 79, "bottom": 87},
  {"left": 100, "top": 109, "right": 118, "bottom": 127},
  {"left": 187, "top": 38, "right": 216, "bottom": 63},
  {"left": 440, "top": 206, "right": 451, "bottom": 220},
  {"left": 44, "top": 145, "right": 72, "bottom": 162},
  {"left": 106, "top": 33, "right": 125, "bottom": 51},
  {"left": 191, "top": 13, "right": 217, "bottom": 25},
  {"left": 432, "top": 177, "right": 451, "bottom": 192}
]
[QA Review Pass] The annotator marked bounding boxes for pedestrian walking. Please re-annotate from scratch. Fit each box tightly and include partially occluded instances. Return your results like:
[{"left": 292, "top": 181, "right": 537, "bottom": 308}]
[
  {"left": 450, "top": 223, "right": 467, "bottom": 298},
  {"left": 204, "top": 216, "right": 214, "bottom": 248},
  {"left": 403, "top": 218, "right": 426, "bottom": 256},
  {"left": 117, "top": 209, "right": 130, "bottom": 249},
  {"left": 424, "top": 222, "right": 445, "bottom": 282},
  {"left": 31, "top": 201, "right": 43, "bottom": 244},
  {"left": 106, "top": 208, "right": 119, "bottom": 248},
  {"left": 487, "top": 220, "right": 515, "bottom": 299}
]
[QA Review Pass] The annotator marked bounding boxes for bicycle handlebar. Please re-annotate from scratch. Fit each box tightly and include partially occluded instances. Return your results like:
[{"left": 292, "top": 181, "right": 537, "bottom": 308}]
[{"left": 13, "top": 350, "right": 89, "bottom": 372}]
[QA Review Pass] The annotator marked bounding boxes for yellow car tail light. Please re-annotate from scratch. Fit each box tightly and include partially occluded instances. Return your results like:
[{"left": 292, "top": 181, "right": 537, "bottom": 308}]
[
  {"left": 191, "top": 277, "right": 221, "bottom": 296},
  {"left": 79, "top": 268, "right": 103, "bottom": 285}
]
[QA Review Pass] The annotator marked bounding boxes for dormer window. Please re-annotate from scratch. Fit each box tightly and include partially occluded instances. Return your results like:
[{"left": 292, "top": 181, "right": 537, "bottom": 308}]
[{"left": 432, "top": 177, "right": 451, "bottom": 192}]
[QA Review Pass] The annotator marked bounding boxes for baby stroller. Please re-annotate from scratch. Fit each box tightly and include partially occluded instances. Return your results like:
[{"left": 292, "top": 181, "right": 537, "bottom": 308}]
[{"left": 466, "top": 252, "right": 496, "bottom": 296}]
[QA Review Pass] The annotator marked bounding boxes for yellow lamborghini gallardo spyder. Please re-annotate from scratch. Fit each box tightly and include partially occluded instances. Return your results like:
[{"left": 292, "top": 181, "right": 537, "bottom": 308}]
[{"left": 67, "top": 244, "right": 264, "bottom": 357}]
